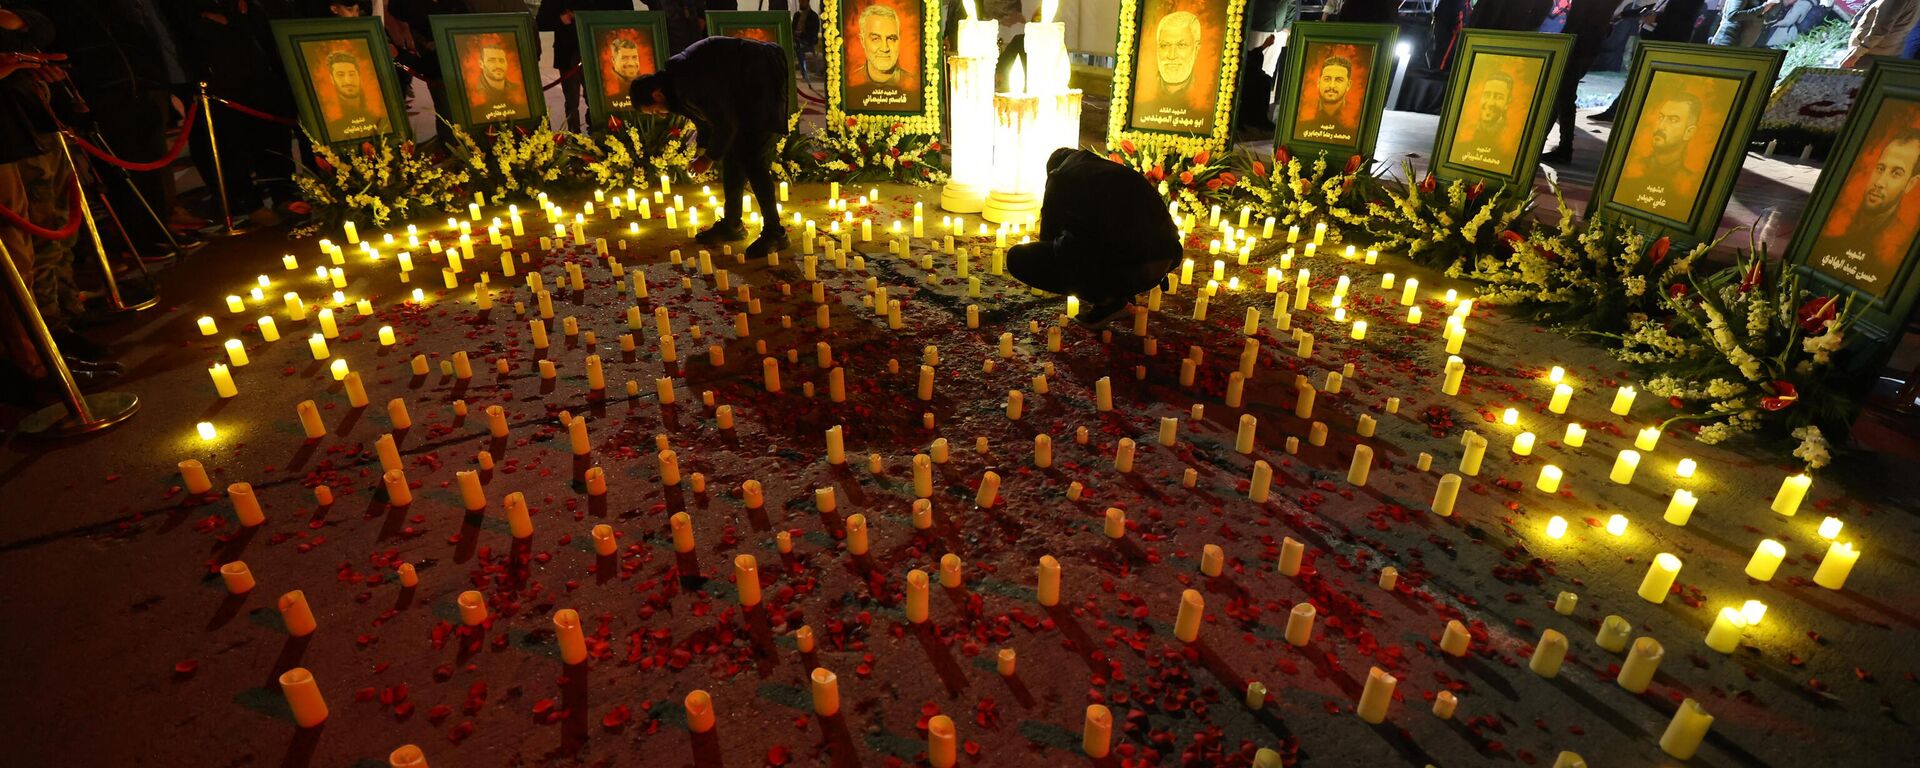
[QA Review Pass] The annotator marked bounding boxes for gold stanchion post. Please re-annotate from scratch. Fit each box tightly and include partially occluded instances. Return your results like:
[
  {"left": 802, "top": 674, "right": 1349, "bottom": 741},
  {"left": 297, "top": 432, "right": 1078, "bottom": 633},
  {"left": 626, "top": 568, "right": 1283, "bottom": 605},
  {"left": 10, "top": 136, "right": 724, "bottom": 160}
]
[
  {"left": 200, "top": 82, "right": 237, "bottom": 235},
  {"left": 0, "top": 237, "right": 137, "bottom": 436},
  {"left": 55, "top": 133, "right": 157, "bottom": 313}
]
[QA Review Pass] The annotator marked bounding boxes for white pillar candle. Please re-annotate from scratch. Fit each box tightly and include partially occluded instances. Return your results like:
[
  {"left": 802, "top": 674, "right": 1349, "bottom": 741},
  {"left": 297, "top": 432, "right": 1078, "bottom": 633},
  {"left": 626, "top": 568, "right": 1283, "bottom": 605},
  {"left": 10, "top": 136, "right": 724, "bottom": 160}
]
[
  {"left": 1638, "top": 553, "right": 1681, "bottom": 603},
  {"left": 1609, "top": 450, "right": 1640, "bottom": 484},
  {"left": 1536, "top": 465, "right": 1562, "bottom": 493},
  {"left": 1548, "top": 384, "right": 1572, "bottom": 414},
  {"left": 1813, "top": 541, "right": 1859, "bottom": 590},
  {"left": 1609, "top": 386, "right": 1636, "bottom": 415},
  {"left": 1663, "top": 490, "right": 1698, "bottom": 526},
  {"left": 1771, "top": 473, "right": 1810, "bottom": 516}
]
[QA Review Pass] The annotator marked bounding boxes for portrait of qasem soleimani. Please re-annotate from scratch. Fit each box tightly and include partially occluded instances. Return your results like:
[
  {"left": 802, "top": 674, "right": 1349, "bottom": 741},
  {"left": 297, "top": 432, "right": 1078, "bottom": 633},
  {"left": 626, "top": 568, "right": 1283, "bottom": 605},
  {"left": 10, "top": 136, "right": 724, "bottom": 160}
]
[
  {"left": 1289, "top": 41, "right": 1374, "bottom": 149},
  {"left": 1808, "top": 99, "right": 1920, "bottom": 301},
  {"left": 1127, "top": 0, "right": 1227, "bottom": 136},
  {"left": 301, "top": 38, "right": 391, "bottom": 144},
  {"left": 454, "top": 32, "right": 530, "bottom": 124},
  {"left": 843, "top": 0, "right": 923, "bottom": 114},
  {"left": 1609, "top": 71, "right": 1739, "bottom": 221},
  {"left": 1447, "top": 53, "right": 1544, "bottom": 177},
  {"left": 597, "top": 28, "right": 658, "bottom": 111}
]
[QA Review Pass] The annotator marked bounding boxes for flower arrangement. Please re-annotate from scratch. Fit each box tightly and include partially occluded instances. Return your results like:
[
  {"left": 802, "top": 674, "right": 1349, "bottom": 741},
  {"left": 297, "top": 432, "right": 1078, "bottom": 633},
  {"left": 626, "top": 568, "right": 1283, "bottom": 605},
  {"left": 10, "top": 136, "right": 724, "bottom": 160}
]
[
  {"left": 573, "top": 113, "right": 710, "bottom": 192},
  {"left": 1628, "top": 247, "right": 1855, "bottom": 468},
  {"left": 446, "top": 120, "right": 577, "bottom": 204},
  {"left": 1232, "top": 147, "right": 1374, "bottom": 236},
  {"left": 1472, "top": 185, "right": 1721, "bottom": 332},
  {"left": 1365, "top": 164, "right": 1536, "bottom": 271},
  {"left": 293, "top": 134, "right": 467, "bottom": 231},
  {"left": 1105, "top": 140, "right": 1241, "bottom": 224},
  {"left": 783, "top": 117, "right": 948, "bottom": 185}
]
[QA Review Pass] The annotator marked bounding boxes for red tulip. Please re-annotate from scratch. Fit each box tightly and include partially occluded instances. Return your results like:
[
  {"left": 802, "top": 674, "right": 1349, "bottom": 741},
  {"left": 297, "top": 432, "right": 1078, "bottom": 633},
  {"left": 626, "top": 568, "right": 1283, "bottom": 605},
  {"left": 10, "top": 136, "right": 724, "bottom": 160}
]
[
  {"left": 1192, "top": 149, "right": 1211, "bottom": 166},
  {"left": 608, "top": 115, "right": 625, "bottom": 132},
  {"left": 315, "top": 156, "right": 333, "bottom": 173},
  {"left": 845, "top": 117, "right": 858, "bottom": 127},
  {"left": 1274, "top": 147, "right": 1290, "bottom": 167},
  {"left": 1738, "top": 259, "right": 1765, "bottom": 293},
  {"left": 1252, "top": 160, "right": 1268, "bottom": 178},
  {"left": 1500, "top": 230, "right": 1523, "bottom": 245},
  {"left": 1108, "top": 152, "right": 1124, "bottom": 163},
  {"left": 1668, "top": 282, "right": 1688, "bottom": 299},
  {"left": 1179, "top": 171, "right": 1194, "bottom": 186},
  {"left": 1344, "top": 155, "right": 1363, "bottom": 174},
  {"left": 1467, "top": 181, "right": 1485, "bottom": 200},
  {"left": 1418, "top": 175, "right": 1436, "bottom": 193},
  {"left": 1760, "top": 381, "right": 1799, "bottom": 411},
  {"left": 400, "top": 141, "right": 415, "bottom": 157},
  {"left": 1205, "top": 177, "right": 1223, "bottom": 190},
  {"left": 1796, "top": 296, "right": 1838, "bottom": 334},
  {"left": 928, "top": 141, "right": 942, "bottom": 151},
  {"left": 1219, "top": 172, "right": 1238, "bottom": 187},
  {"left": 1647, "top": 236, "right": 1671, "bottom": 266},
  {"left": 361, "top": 141, "right": 375, "bottom": 157},
  {"left": 1121, "top": 139, "right": 1137, "bottom": 154}
]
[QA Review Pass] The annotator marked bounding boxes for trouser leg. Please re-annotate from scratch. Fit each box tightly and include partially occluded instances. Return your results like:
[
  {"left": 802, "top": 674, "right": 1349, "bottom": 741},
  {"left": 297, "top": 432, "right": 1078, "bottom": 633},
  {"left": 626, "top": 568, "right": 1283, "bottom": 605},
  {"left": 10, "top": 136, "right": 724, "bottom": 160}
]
[
  {"left": 561, "top": 74, "right": 583, "bottom": 131},
  {"left": 0, "top": 161, "right": 44, "bottom": 378},
  {"left": 721, "top": 145, "right": 747, "bottom": 226},
  {"left": 739, "top": 137, "right": 782, "bottom": 232},
  {"left": 19, "top": 147, "right": 81, "bottom": 326}
]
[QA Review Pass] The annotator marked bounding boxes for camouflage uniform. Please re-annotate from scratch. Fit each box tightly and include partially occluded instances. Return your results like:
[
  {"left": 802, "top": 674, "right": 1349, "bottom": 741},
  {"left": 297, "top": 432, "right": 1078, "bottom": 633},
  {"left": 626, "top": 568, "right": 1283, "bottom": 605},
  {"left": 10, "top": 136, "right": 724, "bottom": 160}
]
[{"left": 12, "top": 139, "right": 82, "bottom": 327}]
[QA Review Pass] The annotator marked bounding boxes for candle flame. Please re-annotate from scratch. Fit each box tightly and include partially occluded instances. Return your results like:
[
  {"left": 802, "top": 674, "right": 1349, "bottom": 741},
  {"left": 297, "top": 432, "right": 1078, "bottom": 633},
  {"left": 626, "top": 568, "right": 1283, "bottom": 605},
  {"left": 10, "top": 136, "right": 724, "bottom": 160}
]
[
  {"left": 963, "top": 0, "right": 978, "bottom": 20},
  {"left": 1009, "top": 59, "right": 1026, "bottom": 94},
  {"left": 1042, "top": 0, "right": 1058, "bottom": 23}
]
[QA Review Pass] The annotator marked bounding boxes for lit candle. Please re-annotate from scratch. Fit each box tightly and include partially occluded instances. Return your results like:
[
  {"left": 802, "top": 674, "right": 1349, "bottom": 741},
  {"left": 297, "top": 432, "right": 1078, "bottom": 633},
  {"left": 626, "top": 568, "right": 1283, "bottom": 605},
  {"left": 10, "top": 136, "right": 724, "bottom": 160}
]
[
  {"left": 1771, "top": 473, "right": 1810, "bottom": 516},
  {"left": 1036, "top": 555, "right": 1061, "bottom": 606},
  {"left": 1596, "top": 615, "right": 1632, "bottom": 652},
  {"left": 1284, "top": 602, "right": 1314, "bottom": 646},
  {"left": 1545, "top": 516, "right": 1568, "bottom": 539},
  {"left": 1606, "top": 514, "right": 1628, "bottom": 536},
  {"left": 927, "top": 715, "right": 957, "bottom": 768},
  {"left": 1548, "top": 384, "right": 1572, "bottom": 414},
  {"left": 1432, "top": 473, "right": 1462, "bottom": 516},
  {"left": 279, "top": 668, "right": 329, "bottom": 727},
  {"left": 1355, "top": 667, "right": 1396, "bottom": 724},
  {"left": 1512, "top": 431, "right": 1536, "bottom": 456},
  {"left": 1634, "top": 426, "right": 1662, "bottom": 451},
  {"left": 1610, "top": 386, "right": 1636, "bottom": 415},
  {"left": 810, "top": 667, "right": 840, "bottom": 716},
  {"left": 1609, "top": 449, "right": 1640, "bottom": 484},
  {"left": 1663, "top": 490, "right": 1698, "bottom": 525},
  {"left": 735, "top": 555, "right": 762, "bottom": 607},
  {"left": 1617, "top": 636, "right": 1664, "bottom": 692},
  {"left": 1564, "top": 423, "right": 1586, "bottom": 448},
  {"left": 1704, "top": 607, "right": 1745, "bottom": 653},
  {"left": 1638, "top": 552, "right": 1681, "bottom": 603},
  {"left": 1441, "top": 355, "right": 1465, "bottom": 395},
  {"left": 1529, "top": 629, "right": 1568, "bottom": 677},
  {"left": 1659, "top": 699, "right": 1714, "bottom": 760},
  {"left": 1813, "top": 541, "right": 1859, "bottom": 590},
  {"left": 1348, "top": 445, "right": 1373, "bottom": 486},
  {"left": 1819, "top": 517, "right": 1844, "bottom": 540},
  {"left": 1173, "top": 589, "right": 1204, "bottom": 642},
  {"left": 209, "top": 363, "right": 237, "bottom": 398},
  {"left": 1440, "top": 619, "right": 1470, "bottom": 656},
  {"left": 1083, "top": 704, "right": 1113, "bottom": 758},
  {"left": 1536, "top": 464, "right": 1562, "bottom": 493},
  {"left": 684, "top": 690, "right": 715, "bottom": 733},
  {"left": 1278, "top": 537, "right": 1303, "bottom": 576},
  {"left": 220, "top": 561, "right": 255, "bottom": 593}
]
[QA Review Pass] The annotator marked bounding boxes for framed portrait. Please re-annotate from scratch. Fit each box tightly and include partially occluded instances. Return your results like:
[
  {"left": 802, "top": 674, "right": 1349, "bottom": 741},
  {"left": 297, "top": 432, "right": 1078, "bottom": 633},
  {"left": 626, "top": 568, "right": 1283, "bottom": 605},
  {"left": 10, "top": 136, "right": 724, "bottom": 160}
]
[
  {"left": 1429, "top": 30, "right": 1571, "bottom": 188},
  {"left": 823, "top": 0, "right": 943, "bottom": 133},
  {"left": 1107, "top": 0, "right": 1250, "bottom": 155},
  {"left": 706, "top": 11, "right": 800, "bottom": 116},
  {"left": 574, "top": 10, "right": 669, "bottom": 129},
  {"left": 270, "top": 17, "right": 410, "bottom": 147},
  {"left": 1787, "top": 59, "right": 1920, "bottom": 341},
  {"left": 430, "top": 13, "right": 545, "bottom": 130},
  {"left": 1587, "top": 42, "right": 1781, "bottom": 246},
  {"left": 1272, "top": 22, "right": 1399, "bottom": 161}
]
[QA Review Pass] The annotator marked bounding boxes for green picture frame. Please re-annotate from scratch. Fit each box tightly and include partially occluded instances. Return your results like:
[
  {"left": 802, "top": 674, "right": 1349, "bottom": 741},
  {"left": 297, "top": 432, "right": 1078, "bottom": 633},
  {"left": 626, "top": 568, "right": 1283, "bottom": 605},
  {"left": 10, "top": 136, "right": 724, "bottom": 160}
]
[
  {"left": 706, "top": 11, "right": 801, "bottom": 116},
  {"left": 822, "top": 0, "right": 943, "bottom": 134},
  {"left": 1271, "top": 22, "right": 1398, "bottom": 162},
  {"left": 1105, "top": 0, "right": 1252, "bottom": 157},
  {"left": 1429, "top": 29, "right": 1571, "bottom": 189},
  {"left": 574, "top": 10, "right": 670, "bottom": 131},
  {"left": 1785, "top": 58, "right": 1920, "bottom": 342},
  {"left": 270, "top": 17, "right": 411, "bottom": 148},
  {"left": 1586, "top": 41, "right": 1782, "bottom": 248},
  {"left": 429, "top": 12, "right": 547, "bottom": 131}
]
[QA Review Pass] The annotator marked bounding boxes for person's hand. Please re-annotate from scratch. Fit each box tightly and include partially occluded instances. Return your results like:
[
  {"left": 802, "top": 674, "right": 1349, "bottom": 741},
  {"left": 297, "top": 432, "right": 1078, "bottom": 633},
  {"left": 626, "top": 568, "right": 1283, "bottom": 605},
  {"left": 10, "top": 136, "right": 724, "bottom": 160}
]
[
  {"left": 0, "top": 52, "right": 42, "bottom": 80},
  {"left": 560, "top": 11, "right": 574, "bottom": 24}
]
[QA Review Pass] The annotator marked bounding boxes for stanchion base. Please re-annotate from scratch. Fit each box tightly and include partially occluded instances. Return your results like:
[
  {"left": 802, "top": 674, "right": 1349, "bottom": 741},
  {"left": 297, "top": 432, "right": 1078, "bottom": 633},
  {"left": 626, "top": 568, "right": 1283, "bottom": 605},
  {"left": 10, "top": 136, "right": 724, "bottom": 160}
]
[
  {"left": 981, "top": 192, "right": 1040, "bottom": 226},
  {"left": 107, "top": 293, "right": 161, "bottom": 313},
  {"left": 939, "top": 182, "right": 987, "bottom": 214},
  {"left": 16, "top": 391, "right": 139, "bottom": 437}
]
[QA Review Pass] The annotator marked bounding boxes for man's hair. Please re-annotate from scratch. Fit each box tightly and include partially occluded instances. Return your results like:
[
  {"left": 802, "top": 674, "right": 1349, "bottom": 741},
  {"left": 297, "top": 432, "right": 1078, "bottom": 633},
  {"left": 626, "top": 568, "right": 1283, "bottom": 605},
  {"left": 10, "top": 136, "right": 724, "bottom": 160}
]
[
  {"left": 1320, "top": 55, "right": 1354, "bottom": 77},
  {"left": 1482, "top": 72, "right": 1514, "bottom": 92},
  {"left": 1664, "top": 92, "right": 1704, "bottom": 125},
  {"left": 480, "top": 41, "right": 508, "bottom": 57},
  {"left": 608, "top": 36, "right": 640, "bottom": 55},
  {"left": 858, "top": 4, "right": 899, "bottom": 30},
  {"left": 1156, "top": 10, "right": 1200, "bottom": 41},
  {"left": 326, "top": 51, "right": 358, "bottom": 70},
  {"left": 1884, "top": 132, "right": 1920, "bottom": 174}
]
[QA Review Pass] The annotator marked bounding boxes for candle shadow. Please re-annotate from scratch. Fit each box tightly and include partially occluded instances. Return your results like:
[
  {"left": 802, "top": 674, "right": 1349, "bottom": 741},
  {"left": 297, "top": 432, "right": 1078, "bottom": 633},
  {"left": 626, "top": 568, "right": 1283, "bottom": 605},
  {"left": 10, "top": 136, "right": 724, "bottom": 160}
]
[
  {"left": 587, "top": 492, "right": 609, "bottom": 519},
  {"left": 212, "top": 526, "right": 259, "bottom": 564},
  {"left": 571, "top": 454, "right": 592, "bottom": 482},
  {"left": 331, "top": 406, "right": 364, "bottom": 438},
  {"left": 1367, "top": 721, "right": 1439, "bottom": 767},
  {"left": 1545, "top": 672, "right": 1651, "bottom": 739},
  {"left": 595, "top": 553, "right": 619, "bottom": 585},
  {"left": 1301, "top": 645, "right": 1364, "bottom": 700},
  {"left": 1043, "top": 604, "right": 1106, "bottom": 677},
  {"left": 675, "top": 550, "right": 706, "bottom": 589},
  {"left": 1444, "top": 651, "right": 1521, "bottom": 702},
  {"left": 453, "top": 514, "right": 482, "bottom": 564},
  {"left": 266, "top": 635, "right": 313, "bottom": 687},
  {"left": 687, "top": 726, "right": 725, "bottom": 767},
  {"left": 912, "top": 623, "right": 969, "bottom": 697},
  {"left": 407, "top": 372, "right": 427, "bottom": 390},
  {"left": 279, "top": 722, "right": 325, "bottom": 768},
  {"left": 393, "top": 584, "right": 415, "bottom": 612},
  {"left": 197, "top": 399, "right": 231, "bottom": 420},
  {"left": 205, "top": 593, "right": 247, "bottom": 631},
  {"left": 558, "top": 665, "right": 590, "bottom": 755},
  {"left": 814, "top": 712, "right": 864, "bottom": 768},
  {"left": 1440, "top": 718, "right": 1508, "bottom": 760},
  {"left": 455, "top": 625, "right": 485, "bottom": 666},
  {"left": 745, "top": 503, "right": 771, "bottom": 532},
  {"left": 744, "top": 604, "right": 780, "bottom": 664}
]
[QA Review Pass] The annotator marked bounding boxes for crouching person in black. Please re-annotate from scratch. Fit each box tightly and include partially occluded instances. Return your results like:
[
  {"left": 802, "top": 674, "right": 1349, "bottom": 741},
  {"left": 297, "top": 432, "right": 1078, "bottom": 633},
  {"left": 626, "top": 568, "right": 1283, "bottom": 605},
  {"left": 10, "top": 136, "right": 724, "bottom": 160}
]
[
  {"left": 1006, "top": 149, "right": 1183, "bottom": 324},
  {"left": 630, "top": 36, "right": 790, "bottom": 258}
]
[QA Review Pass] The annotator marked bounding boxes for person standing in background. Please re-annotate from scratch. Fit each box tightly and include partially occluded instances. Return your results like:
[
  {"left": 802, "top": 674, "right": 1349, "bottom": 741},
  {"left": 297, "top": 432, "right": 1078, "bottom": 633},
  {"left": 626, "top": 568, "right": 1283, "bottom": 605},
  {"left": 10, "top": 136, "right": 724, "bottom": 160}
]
[
  {"left": 537, "top": 1, "right": 631, "bottom": 133},
  {"left": 1711, "top": 0, "right": 1775, "bottom": 46},
  {"left": 182, "top": 1, "right": 295, "bottom": 228},
  {"left": 387, "top": 0, "right": 470, "bottom": 131},
  {"left": 1593, "top": 0, "right": 1706, "bottom": 121},
  {"left": 1843, "top": 0, "right": 1919, "bottom": 65},
  {"left": 1542, "top": 0, "right": 1618, "bottom": 162}
]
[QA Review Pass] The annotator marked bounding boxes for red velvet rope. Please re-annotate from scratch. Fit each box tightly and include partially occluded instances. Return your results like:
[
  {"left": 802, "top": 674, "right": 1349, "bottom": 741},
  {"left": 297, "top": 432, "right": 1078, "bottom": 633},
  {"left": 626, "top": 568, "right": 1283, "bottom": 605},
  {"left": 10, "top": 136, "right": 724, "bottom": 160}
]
[
  {"left": 543, "top": 64, "right": 582, "bottom": 92},
  {"left": 65, "top": 100, "right": 201, "bottom": 173},
  {"left": 0, "top": 176, "right": 85, "bottom": 240},
  {"left": 215, "top": 97, "right": 298, "bottom": 126}
]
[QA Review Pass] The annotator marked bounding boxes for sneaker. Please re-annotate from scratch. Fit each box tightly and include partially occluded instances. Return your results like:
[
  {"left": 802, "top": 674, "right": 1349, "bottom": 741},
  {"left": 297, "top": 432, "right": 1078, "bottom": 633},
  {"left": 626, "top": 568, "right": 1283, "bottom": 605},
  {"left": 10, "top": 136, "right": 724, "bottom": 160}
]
[
  {"left": 1074, "top": 298, "right": 1131, "bottom": 326},
  {"left": 745, "top": 228, "right": 790, "bottom": 259},
  {"left": 1540, "top": 145, "right": 1571, "bottom": 163},
  {"left": 694, "top": 219, "right": 749, "bottom": 246}
]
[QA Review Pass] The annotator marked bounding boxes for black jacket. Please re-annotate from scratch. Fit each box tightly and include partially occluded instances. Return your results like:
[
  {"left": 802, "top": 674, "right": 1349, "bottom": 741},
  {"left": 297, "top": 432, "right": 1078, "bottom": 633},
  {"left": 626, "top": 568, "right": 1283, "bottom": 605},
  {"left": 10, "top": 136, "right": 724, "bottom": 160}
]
[
  {"left": 1040, "top": 149, "right": 1182, "bottom": 270},
  {"left": 631, "top": 36, "right": 787, "bottom": 155},
  {"left": 536, "top": 0, "right": 630, "bottom": 70},
  {"left": 0, "top": 8, "right": 59, "bottom": 163}
]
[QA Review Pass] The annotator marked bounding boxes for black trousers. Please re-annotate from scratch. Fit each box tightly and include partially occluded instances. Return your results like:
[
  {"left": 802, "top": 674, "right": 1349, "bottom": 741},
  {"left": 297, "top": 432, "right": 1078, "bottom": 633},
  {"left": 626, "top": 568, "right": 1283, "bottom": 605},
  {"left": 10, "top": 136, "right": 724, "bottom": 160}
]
[
  {"left": 1006, "top": 239, "right": 1175, "bottom": 305},
  {"left": 1551, "top": 55, "right": 1598, "bottom": 151},
  {"left": 719, "top": 134, "right": 783, "bottom": 233}
]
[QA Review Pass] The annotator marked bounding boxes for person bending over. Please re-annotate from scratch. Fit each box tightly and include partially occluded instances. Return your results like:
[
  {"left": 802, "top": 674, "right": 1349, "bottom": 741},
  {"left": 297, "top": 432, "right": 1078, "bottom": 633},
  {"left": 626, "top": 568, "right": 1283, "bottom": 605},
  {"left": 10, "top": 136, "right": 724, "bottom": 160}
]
[
  {"left": 1006, "top": 149, "right": 1182, "bottom": 324},
  {"left": 630, "top": 36, "right": 790, "bottom": 258}
]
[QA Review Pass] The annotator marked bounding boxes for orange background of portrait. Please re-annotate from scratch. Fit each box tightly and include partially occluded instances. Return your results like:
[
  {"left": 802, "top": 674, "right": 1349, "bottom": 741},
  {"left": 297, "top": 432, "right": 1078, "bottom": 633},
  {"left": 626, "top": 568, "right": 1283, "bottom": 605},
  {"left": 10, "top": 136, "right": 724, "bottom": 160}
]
[
  {"left": 843, "top": 0, "right": 922, "bottom": 92},
  {"left": 596, "top": 27, "right": 659, "bottom": 100},
  {"left": 454, "top": 32, "right": 529, "bottom": 115},
  {"left": 1611, "top": 71, "right": 1739, "bottom": 217},
  {"left": 1291, "top": 41, "right": 1373, "bottom": 146},
  {"left": 1811, "top": 98, "right": 1920, "bottom": 299},
  {"left": 301, "top": 38, "right": 388, "bottom": 139},
  {"left": 1447, "top": 52, "right": 1542, "bottom": 173},
  {"left": 1130, "top": 0, "right": 1226, "bottom": 129},
  {"left": 726, "top": 26, "right": 778, "bottom": 43}
]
